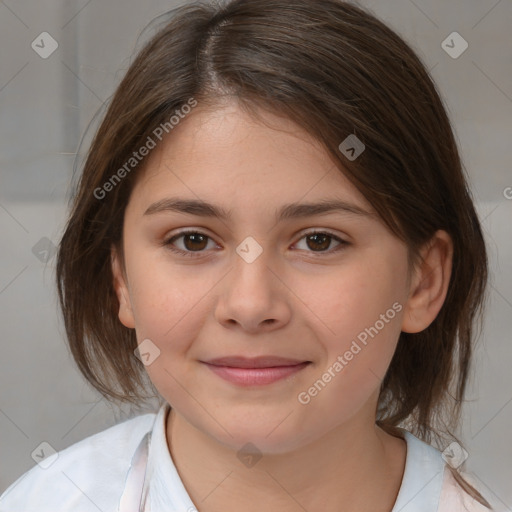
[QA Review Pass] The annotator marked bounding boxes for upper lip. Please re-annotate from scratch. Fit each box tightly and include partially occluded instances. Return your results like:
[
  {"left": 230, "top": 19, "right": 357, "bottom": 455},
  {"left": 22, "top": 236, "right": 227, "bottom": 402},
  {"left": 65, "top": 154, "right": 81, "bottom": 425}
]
[{"left": 203, "top": 356, "right": 310, "bottom": 368}]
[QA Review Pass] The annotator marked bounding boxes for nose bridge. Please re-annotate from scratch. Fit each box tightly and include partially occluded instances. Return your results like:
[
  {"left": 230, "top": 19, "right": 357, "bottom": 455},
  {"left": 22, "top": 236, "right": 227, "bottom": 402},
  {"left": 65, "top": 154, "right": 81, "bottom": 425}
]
[
  {"left": 231, "top": 234, "right": 275, "bottom": 291},
  {"left": 214, "top": 234, "right": 289, "bottom": 330},
  {"left": 235, "top": 234, "right": 266, "bottom": 265}
]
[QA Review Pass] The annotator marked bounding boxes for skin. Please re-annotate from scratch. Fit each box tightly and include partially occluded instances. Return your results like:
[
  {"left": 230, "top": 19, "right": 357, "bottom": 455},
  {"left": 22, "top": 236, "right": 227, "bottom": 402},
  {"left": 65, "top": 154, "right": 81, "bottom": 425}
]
[{"left": 111, "top": 100, "right": 453, "bottom": 512}]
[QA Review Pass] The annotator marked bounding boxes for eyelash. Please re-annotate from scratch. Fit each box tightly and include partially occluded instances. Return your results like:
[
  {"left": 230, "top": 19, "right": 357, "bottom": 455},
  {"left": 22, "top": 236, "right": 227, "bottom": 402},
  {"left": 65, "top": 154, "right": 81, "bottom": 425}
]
[{"left": 162, "top": 229, "right": 349, "bottom": 258}]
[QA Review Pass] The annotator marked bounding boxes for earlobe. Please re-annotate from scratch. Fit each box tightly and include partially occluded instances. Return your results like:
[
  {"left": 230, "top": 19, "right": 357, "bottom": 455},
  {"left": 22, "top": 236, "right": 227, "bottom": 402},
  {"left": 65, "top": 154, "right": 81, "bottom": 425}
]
[
  {"left": 111, "top": 245, "right": 136, "bottom": 329},
  {"left": 401, "top": 230, "right": 453, "bottom": 334}
]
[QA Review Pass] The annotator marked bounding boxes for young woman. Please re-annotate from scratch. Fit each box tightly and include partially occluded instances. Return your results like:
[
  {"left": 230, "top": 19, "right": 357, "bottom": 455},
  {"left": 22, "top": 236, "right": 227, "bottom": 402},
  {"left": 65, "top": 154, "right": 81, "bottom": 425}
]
[{"left": 0, "top": 1, "right": 499, "bottom": 510}]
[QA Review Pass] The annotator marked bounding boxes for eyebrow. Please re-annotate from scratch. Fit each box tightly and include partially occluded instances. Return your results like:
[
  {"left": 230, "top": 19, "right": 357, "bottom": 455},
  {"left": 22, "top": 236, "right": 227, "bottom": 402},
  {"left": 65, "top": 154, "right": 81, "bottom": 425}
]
[{"left": 143, "top": 197, "right": 376, "bottom": 221}]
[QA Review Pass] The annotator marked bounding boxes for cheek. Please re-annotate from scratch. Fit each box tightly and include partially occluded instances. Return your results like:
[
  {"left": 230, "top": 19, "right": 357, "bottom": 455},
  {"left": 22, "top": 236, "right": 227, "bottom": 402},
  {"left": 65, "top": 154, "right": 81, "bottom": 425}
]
[
  {"left": 337, "top": 253, "right": 405, "bottom": 358},
  {"left": 297, "top": 301, "right": 402, "bottom": 431},
  {"left": 125, "top": 258, "right": 212, "bottom": 401},
  {"left": 303, "top": 255, "right": 403, "bottom": 343},
  {"left": 126, "top": 254, "right": 210, "bottom": 345},
  {"left": 302, "top": 250, "right": 406, "bottom": 404}
]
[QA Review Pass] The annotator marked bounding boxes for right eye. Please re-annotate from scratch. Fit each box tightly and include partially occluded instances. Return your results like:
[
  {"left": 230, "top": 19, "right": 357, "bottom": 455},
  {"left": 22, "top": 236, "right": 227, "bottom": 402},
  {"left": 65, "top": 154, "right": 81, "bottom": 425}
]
[{"left": 162, "top": 230, "right": 218, "bottom": 258}]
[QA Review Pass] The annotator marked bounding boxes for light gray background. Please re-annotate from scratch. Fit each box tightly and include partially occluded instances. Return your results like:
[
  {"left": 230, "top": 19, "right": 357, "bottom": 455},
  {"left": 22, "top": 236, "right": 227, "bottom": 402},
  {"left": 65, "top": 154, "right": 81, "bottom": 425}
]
[{"left": 0, "top": 0, "right": 511, "bottom": 508}]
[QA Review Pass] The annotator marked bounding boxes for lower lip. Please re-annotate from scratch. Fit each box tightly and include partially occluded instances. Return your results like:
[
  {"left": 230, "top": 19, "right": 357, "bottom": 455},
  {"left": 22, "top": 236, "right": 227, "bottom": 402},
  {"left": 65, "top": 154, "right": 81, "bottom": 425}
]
[{"left": 203, "top": 362, "right": 310, "bottom": 386}]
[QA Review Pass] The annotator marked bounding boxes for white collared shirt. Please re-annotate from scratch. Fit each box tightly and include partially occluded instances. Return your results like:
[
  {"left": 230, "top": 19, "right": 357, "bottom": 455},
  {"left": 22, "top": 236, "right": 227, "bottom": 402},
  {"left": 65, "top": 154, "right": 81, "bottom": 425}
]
[{"left": 0, "top": 402, "right": 498, "bottom": 511}]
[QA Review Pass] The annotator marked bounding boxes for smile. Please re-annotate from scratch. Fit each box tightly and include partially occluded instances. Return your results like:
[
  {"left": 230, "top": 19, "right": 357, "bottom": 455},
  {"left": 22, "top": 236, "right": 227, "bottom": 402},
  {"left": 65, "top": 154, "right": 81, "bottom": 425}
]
[{"left": 202, "top": 361, "right": 311, "bottom": 386}]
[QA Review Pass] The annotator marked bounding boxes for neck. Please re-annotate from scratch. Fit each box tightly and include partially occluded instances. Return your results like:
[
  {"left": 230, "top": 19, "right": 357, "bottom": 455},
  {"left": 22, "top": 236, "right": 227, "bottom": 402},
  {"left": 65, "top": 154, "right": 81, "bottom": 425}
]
[{"left": 165, "top": 407, "right": 407, "bottom": 512}]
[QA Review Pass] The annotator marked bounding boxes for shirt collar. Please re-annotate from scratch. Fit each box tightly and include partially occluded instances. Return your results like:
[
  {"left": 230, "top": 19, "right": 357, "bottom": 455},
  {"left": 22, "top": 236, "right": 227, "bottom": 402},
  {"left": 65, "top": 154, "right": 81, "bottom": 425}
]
[
  {"left": 145, "top": 404, "right": 445, "bottom": 512},
  {"left": 146, "top": 402, "right": 196, "bottom": 511},
  {"left": 391, "top": 428, "right": 446, "bottom": 512}
]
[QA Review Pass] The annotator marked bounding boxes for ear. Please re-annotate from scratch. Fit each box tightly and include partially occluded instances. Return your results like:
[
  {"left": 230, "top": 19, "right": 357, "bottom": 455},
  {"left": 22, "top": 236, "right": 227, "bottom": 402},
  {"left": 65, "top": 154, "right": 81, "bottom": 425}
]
[
  {"left": 401, "top": 230, "right": 453, "bottom": 333},
  {"left": 111, "top": 244, "right": 136, "bottom": 329}
]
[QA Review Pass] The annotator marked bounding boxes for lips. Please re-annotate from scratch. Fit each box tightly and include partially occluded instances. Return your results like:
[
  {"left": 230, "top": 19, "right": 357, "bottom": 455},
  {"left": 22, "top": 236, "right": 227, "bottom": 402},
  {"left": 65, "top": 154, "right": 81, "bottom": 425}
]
[
  {"left": 202, "top": 358, "right": 311, "bottom": 387},
  {"left": 203, "top": 356, "right": 310, "bottom": 368}
]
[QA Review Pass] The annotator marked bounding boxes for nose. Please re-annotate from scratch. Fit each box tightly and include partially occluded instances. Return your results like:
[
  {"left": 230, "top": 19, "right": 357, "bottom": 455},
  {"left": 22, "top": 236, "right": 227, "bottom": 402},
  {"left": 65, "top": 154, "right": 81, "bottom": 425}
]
[{"left": 213, "top": 242, "right": 292, "bottom": 333}]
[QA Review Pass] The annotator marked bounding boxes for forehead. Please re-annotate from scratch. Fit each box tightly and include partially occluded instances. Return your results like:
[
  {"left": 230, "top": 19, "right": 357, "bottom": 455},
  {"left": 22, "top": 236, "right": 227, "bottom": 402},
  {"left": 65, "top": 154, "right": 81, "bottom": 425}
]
[{"left": 128, "top": 102, "right": 376, "bottom": 218}]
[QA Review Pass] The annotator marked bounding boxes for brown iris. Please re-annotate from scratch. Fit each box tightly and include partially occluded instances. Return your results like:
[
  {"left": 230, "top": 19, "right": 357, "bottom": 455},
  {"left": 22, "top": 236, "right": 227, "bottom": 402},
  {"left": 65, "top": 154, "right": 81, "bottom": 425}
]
[
  {"left": 305, "top": 233, "right": 331, "bottom": 251},
  {"left": 182, "top": 233, "right": 208, "bottom": 251}
]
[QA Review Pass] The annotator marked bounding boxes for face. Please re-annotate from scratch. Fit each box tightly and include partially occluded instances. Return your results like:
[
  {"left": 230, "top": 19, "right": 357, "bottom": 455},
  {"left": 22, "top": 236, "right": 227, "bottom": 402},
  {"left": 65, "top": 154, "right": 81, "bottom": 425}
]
[{"left": 112, "top": 101, "right": 417, "bottom": 454}]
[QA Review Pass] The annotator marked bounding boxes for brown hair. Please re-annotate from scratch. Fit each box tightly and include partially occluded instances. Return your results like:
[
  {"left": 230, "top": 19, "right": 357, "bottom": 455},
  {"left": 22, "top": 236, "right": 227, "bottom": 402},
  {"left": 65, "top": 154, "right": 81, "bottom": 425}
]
[{"left": 56, "top": 0, "right": 490, "bottom": 506}]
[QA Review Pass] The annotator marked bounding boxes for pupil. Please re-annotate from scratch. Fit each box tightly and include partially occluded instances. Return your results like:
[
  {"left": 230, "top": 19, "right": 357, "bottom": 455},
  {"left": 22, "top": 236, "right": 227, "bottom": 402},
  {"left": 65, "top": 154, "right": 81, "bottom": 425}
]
[
  {"left": 308, "top": 233, "right": 330, "bottom": 251},
  {"left": 185, "top": 234, "right": 206, "bottom": 251}
]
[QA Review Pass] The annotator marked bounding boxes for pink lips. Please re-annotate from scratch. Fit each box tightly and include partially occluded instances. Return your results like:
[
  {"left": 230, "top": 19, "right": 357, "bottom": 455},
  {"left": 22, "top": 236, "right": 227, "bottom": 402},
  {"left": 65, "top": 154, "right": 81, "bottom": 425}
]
[{"left": 202, "top": 356, "right": 311, "bottom": 386}]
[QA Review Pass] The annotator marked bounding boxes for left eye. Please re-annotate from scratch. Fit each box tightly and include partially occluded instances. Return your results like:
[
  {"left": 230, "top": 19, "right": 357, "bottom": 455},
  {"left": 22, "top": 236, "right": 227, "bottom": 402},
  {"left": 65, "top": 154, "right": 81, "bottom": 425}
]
[
  {"left": 294, "top": 231, "right": 347, "bottom": 253},
  {"left": 163, "top": 230, "right": 348, "bottom": 257}
]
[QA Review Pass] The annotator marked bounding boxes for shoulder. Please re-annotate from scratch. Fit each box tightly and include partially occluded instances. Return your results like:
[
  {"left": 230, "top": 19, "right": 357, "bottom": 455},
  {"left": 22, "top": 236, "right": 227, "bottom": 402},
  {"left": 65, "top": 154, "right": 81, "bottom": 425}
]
[
  {"left": 0, "top": 410, "right": 157, "bottom": 512},
  {"left": 394, "top": 429, "right": 500, "bottom": 512},
  {"left": 438, "top": 465, "right": 501, "bottom": 512}
]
